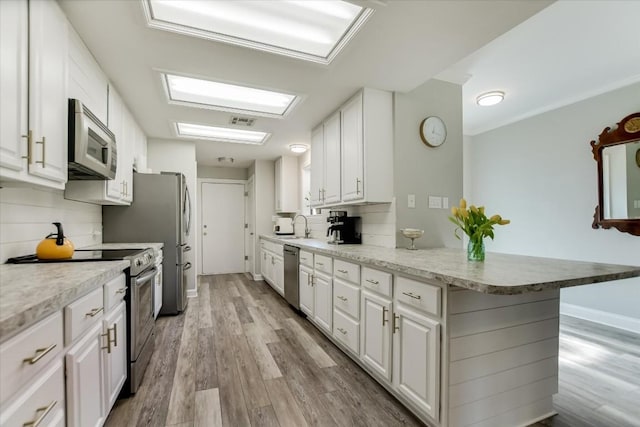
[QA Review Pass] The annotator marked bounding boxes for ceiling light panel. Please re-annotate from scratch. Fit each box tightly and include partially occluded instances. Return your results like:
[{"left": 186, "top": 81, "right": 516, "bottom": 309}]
[
  {"left": 176, "top": 122, "right": 269, "bottom": 145},
  {"left": 164, "top": 74, "right": 297, "bottom": 116},
  {"left": 144, "top": 1, "right": 373, "bottom": 64}
]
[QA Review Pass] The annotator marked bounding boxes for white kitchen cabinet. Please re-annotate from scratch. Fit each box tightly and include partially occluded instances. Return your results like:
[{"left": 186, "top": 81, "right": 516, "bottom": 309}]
[
  {"left": 260, "top": 242, "right": 284, "bottom": 296},
  {"left": 323, "top": 111, "right": 341, "bottom": 204},
  {"left": 103, "top": 301, "right": 126, "bottom": 414},
  {"left": 340, "top": 91, "right": 364, "bottom": 201},
  {"left": 65, "top": 321, "right": 106, "bottom": 427},
  {"left": 0, "top": 0, "right": 68, "bottom": 190},
  {"left": 313, "top": 272, "right": 332, "bottom": 333},
  {"left": 299, "top": 265, "right": 314, "bottom": 317},
  {"left": 310, "top": 125, "right": 324, "bottom": 207},
  {"left": 260, "top": 248, "right": 269, "bottom": 282},
  {"left": 272, "top": 255, "right": 284, "bottom": 295},
  {"left": 275, "top": 156, "right": 299, "bottom": 213},
  {"left": 393, "top": 304, "right": 440, "bottom": 423},
  {"left": 361, "top": 289, "right": 392, "bottom": 382}
]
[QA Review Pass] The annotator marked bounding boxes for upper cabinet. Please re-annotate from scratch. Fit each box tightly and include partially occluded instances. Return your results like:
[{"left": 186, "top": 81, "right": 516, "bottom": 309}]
[
  {"left": 310, "top": 88, "right": 393, "bottom": 208},
  {"left": 0, "top": 0, "right": 68, "bottom": 190},
  {"left": 275, "top": 156, "right": 299, "bottom": 213}
]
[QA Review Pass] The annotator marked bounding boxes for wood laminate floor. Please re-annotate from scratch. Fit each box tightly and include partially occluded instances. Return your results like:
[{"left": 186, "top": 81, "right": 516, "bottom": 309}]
[{"left": 105, "top": 274, "right": 640, "bottom": 427}]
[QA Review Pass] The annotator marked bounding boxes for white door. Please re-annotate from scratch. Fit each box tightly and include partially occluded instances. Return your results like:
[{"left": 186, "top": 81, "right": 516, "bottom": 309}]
[
  {"left": 393, "top": 304, "right": 441, "bottom": 422},
  {"left": 361, "top": 290, "right": 392, "bottom": 381},
  {"left": 310, "top": 125, "right": 324, "bottom": 207},
  {"left": 314, "top": 273, "right": 332, "bottom": 333},
  {"left": 104, "top": 302, "right": 127, "bottom": 413},
  {"left": 299, "top": 266, "right": 314, "bottom": 316},
  {"left": 323, "top": 111, "right": 341, "bottom": 204},
  {"left": 341, "top": 93, "right": 364, "bottom": 201},
  {"left": 245, "top": 176, "right": 255, "bottom": 274},
  {"left": 201, "top": 182, "right": 246, "bottom": 274}
]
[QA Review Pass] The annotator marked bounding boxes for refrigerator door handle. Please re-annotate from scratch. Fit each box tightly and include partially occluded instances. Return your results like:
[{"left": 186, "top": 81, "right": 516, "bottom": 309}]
[{"left": 183, "top": 262, "right": 192, "bottom": 271}]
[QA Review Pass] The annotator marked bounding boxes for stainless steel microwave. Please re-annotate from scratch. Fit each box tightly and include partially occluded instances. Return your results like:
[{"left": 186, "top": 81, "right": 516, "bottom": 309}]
[{"left": 68, "top": 99, "right": 117, "bottom": 180}]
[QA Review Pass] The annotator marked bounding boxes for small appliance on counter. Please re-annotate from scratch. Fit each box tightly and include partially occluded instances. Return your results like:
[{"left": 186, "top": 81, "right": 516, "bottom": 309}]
[
  {"left": 327, "top": 211, "right": 361, "bottom": 244},
  {"left": 35, "top": 222, "right": 74, "bottom": 259},
  {"left": 274, "top": 217, "right": 294, "bottom": 235}
]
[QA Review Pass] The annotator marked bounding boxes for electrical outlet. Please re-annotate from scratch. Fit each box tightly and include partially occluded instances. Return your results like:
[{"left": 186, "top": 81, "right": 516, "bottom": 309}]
[
  {"left": 408, "top": 194, "right": 416, "bottom": 208},
  {"left": 442, "top": 197, "right": 449, "bottom": 209},
  {"left": 428, "top": 196, "right": 442, "bottom": 209}
]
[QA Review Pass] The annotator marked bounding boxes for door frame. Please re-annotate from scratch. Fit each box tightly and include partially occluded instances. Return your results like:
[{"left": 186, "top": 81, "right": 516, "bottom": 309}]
[
  {"left": 197, "top": 178, "right": 247, "bottom": 275},
  {"left": 245, "top": 175, "right": 255, "bottom": 276}
]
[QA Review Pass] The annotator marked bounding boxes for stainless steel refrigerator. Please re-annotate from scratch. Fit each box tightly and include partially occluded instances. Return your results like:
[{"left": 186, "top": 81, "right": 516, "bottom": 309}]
[{"left": 103, "top": 172, "right": 192, "bottom": 314}]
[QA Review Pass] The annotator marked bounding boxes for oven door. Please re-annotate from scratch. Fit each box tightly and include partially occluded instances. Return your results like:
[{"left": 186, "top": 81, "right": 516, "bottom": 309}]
[{"left": 130, "top": 267, "right": 157, "bottom": 360}]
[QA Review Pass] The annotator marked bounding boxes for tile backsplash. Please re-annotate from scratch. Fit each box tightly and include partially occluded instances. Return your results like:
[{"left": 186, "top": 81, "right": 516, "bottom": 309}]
[{"left": 0, "top": 187, "right": 101, "bottom": 262}]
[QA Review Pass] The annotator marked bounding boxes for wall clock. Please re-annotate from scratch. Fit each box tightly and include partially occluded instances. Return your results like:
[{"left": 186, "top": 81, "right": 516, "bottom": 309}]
[
  {"left": 636, "top": 148, "right": 640, "bottom": 168},
  {"left": 419, "top": 116, "right": 447, "bottom": 147}
]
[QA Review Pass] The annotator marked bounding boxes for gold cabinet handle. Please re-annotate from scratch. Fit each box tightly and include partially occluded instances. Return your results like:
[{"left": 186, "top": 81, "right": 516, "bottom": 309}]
[
  {"left": 112, "top": 323, "right": 118, "bottom": 347},
  {"left": 382, "top": 307, "right": 388, "bottom": 326},
  {"left": 23, "top": 400, "right": 57, "bottom": 427},
  {"left": 21, "top": 130, "right": 33, "bottom": 163},
  {"left": 316, "top": 262, "right": 324, "bottom": 266},
  {"left": 310, "top": 274, "right": 315, "bottom": 286},
  {"left": 22, "top": 343, "right": 56, "bottom": 365},
  {"left": 393, "top": 314, "right": 400, "bottom": 333},
  {"left": 35, "top": 136, "right": 45, "bottom": 167},
  {"left": 337, "top": 295, "right": 348, "bottom": 302},
  {"left": 356, "top": 178, "right": 361, "bottom": 195},
  {"left": 102, "top": 323, "right": 117, "bottom": 353},
  {"left": 365, "top": 279, "right": 379, "bottom": 285},
  {"left": 86, "top": 307, "right": 103, "bottom": 317},
  {"left": 116, "top": 287, "right": 127, "bottom": 294},
  {"left": 322, "top": 189, "right": 326, "bottom": 201},
  {"left": 337, "top": 328, "right": 347, "bottom": 335},
  {"left": 337, "top": 269, "right": 348, "bottom": 274},
  {"left": 101, "top": 329, "right": 112, "bottom": 353},
  {"left": 402, "top": 292, "right": 422, "bottom": 300}
]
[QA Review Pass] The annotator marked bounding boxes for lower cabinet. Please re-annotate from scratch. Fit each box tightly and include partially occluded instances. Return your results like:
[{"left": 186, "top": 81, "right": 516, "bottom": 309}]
[
  {"left": 360, "top": 289, "right": 392, "bottom": 381},
  {"left": 313, "top": 272, "right": 332, "bottom": 333},
  {"left": 261, "top": 243, "right": 284, "bottom": 296},
  {"left": 299, "top": 265, "right": 314, "bottom": 316},
  {"left": 272, "top": 256, "right": 284, "bottom": 295},
  {"left": 103, "top": 301, "right": 127, "bottom": 414},
  {"left": 393, "top": 303, "right": 441, "bottom": 423}
]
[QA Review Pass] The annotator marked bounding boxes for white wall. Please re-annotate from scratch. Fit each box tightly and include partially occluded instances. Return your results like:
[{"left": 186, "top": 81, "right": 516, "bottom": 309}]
[
  {"left": 197, "top": 165, "right": 248, "bottom": 180},
  {"left": 466, "top": 81, "right": 640, "bottom": 332},
  {"left": 0, "top": 187, "right": 101, "bottom": 263},
  {"left": 147, "top": 138, "right": 198, "bottom": 296}
]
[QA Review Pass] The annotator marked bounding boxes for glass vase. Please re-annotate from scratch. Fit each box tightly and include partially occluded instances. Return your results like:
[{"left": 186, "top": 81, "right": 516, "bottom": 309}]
[{"left": 467, "top": 239, "right": 485, "bottom": 262}]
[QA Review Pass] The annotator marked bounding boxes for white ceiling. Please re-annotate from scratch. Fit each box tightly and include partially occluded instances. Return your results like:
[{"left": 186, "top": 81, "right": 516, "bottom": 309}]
[{"left": 59, "top": 0, "right": 555, "bottom": 167}]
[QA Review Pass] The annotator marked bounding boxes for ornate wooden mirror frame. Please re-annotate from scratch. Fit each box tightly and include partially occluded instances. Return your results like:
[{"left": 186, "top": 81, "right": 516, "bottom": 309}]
[{"left": 591, "top": 112, "right": 640, "bottom": 236}]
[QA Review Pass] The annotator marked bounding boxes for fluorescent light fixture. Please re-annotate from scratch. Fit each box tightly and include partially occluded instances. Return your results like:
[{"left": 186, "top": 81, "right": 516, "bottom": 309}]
[
  {"left": 143, "top": 0, "right": 374, "bottom": 64},
  {"left": 163, "top": 73, "right": 298, "bottom": 117},
  {"left": 176, "top": 122, "right": 269, "bottom": 145},
  {"left": 289, "top": 144, "right": 308, "bottom": 153},
  {"left": 476, "top": 91, "right": 505, "bottom": 107}
]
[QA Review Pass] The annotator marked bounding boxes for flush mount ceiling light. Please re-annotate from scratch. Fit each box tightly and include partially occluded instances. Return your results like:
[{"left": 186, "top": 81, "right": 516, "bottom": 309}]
[
  {"left": 289, "top": 144, "right": 308, "bottom": 153},
  {"left": 217, "top": 157, "right": 235, "bottom": 164},
  {"left": 476, "top": 91, "right": 505, "bottom": 107},
  {"left": 176, "top": 122, "right": 269, "bottom": 145},
  {"left": 143, "top": 0, "right": 373, "bottom": 64},
  {"left": 163, "top": 73, "right": 298, "bottom": 117}
]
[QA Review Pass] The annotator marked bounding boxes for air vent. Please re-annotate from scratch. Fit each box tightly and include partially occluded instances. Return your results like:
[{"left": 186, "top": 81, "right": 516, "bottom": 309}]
[{"left": 230, "top": 116, "right": 255, "bottom": 127}]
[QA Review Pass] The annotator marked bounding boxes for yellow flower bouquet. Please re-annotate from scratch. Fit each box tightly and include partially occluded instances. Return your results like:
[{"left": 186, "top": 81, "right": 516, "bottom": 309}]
[{"left": 448, "top": 198, "right": 510, "bottom": 261}]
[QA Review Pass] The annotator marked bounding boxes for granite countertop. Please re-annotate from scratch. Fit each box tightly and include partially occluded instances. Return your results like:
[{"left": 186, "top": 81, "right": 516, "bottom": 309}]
[
  {"left": 82, "top": 242, "right": 164, "bottom": 253},
  {"left": 261, "top": 235, "right": 640, "bottom": 295},
  {"left": 0, "top": 260, "right": 129, "bottom": 343}
]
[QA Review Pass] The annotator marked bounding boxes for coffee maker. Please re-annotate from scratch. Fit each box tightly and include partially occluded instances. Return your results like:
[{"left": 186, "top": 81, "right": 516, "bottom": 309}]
[{"left": 327, "top": 211, "right": 361, "bottom": 244}]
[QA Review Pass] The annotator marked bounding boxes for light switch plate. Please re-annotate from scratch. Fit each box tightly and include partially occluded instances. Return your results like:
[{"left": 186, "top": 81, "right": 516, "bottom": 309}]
[
  {"left": 428, "top": 196, "right": 442, "bottom": 209},
  {"left": 443, "top": 197, "right": 449, "bottom": 209},
  {"left": 408, "top": 194, "right": 416, "bottom": 208}
]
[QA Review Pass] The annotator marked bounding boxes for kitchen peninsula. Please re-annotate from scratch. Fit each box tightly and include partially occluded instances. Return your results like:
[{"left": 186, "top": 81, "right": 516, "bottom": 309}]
[{"left": 260, "top": 235, "right": 640, "bottom": 427}]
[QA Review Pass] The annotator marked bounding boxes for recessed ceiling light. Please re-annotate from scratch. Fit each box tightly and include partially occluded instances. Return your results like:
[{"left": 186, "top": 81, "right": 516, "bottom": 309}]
[
  {"left": 176, "top": 122, "right": 269, "bottom": 145},
  {"left": 143, "top": 0, "right": 374, "bottom": 64},
  {"left": 476, "top": 91, "right": 505, "bottom": 106},
  {"left": 163, "top": 74, "right": 298, "bottom": 117},
  {"left": 289, "top": 144, "right": 308, "bottom": 153}
]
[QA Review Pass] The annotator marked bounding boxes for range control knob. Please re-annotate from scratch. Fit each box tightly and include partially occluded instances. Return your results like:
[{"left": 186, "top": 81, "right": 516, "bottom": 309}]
[{"left": 135, "top": 259, "right": 142, "bottom": 267}]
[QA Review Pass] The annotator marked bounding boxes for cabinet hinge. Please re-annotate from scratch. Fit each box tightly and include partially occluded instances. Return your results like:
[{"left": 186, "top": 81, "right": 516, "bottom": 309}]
[{"left": 245, "top": 255, "right": 249, "bottom": 261}]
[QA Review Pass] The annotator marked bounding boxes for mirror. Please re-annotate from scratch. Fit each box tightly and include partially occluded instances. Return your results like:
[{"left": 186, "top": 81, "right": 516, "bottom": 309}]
[{"left": 591, "top": 112, "right": 640, "bottom": 236}]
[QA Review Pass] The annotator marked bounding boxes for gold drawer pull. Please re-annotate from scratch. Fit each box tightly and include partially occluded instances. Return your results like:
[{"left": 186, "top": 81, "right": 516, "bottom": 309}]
[
  {"left": 365, "top": 279, "right": 379, "bottom": 285},
  {"left": 35, "top": 136, "right": 45, "bottom": 167},
  {"left": 402, "top": 291, "right": 422, "bottom": 300},
  {"left": 23, "top": 400, "right": 57, "bottom": 426},
  {"left": 316, "top": 262, "right": 324, "bottom": 266},
  {"left": 337, "top": 295, "right": 348, "bottom": 302},
  {"left": 337, "top": 269, "right": 348, "bottom": 274},
  {"left": 22, "top": 344, "right": 56, "bottom": 365},
  {"left": 112, "top": 323, "right": 118, "bottom": 347},
  {"left": 116, "top": 287, "right": 127, "bottom": 294},
  {"left": 382, "top": 307, "right": 388, "bottom": 326},
  {"left": 102, "top": 324, "right": 117, "bottom": 353},
  {"left": 86, "top": 307, "right": 103, "bottom": 317},
  {"left": 337, "top": 328, "right": 347, "bottom": 335},
  {"left": 393, "top": 314, "right": 400, "bottom": 333},
  {"left": 21, "top": 130, "right": 33, "bottom": 163}
]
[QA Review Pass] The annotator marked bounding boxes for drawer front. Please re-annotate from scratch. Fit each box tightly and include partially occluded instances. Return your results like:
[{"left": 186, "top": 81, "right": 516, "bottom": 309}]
[
  {"left": 0, "top": 312, "right": 63, "bottom": 404},
  {"left": 103, "top": 273, "right": 127, "bottom": 312},
  {"left": 64, "top": 287, "right": 104, "bottom": 345},
  {"left": 333, "top": 259, "right": 360, "bottom": 285},
  {"left": 263, "top": 240, "right": 283, "bottom": 256},
  {"left": 333, "top": 309, "right": 359, "bottom": 355},
  {"left": 396, "top": 276, "right": 442, "bottom": 317},
  {"left": 0, "top": 359, "right": 65, "bottom": 427},
  {"left": 314, "top": 254, "right": 333, "bottom": 275},
  {"left": 299, "top": 250, "right": 314, "bottom": 267},
  {"left": 333, "top": 280, "right": 360, "bottom": 320},
  {"left": 361, "top": 267, "right": 392, "bottom": 297}
]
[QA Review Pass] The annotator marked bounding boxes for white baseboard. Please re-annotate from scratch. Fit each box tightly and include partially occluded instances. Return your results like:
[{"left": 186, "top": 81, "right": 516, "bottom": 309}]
[
  {"left": 252, "top": 273, "right": 263, "bottom": 281},
  {"left": 187, "top": 289, "right": 198, "bottom": 298},
  {"left": 560, "top": 302, "right": 640, "bottom": 334}
]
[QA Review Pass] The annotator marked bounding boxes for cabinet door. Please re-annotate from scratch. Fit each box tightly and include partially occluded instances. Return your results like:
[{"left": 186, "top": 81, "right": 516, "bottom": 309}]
[
  {"left": 361, "top": 290, "right": 392, "bottom": 381},
  {"left": 120, "top": 109, "right": 136, "bottom": 203},
  {"left": 323, "top": 111, "right": 341, "bottom": 204},
  {"left": 341, "top": 92, "right": 364, "bottom": 201},
  {"left": 313, "top": 273, "right": 332, "bottom": 333},
  {"left": 275, "top": 157, "right": 282, "bottom": 211},
  {"left": 299, "top": 266, "right": 314, "bottom": 317},
  {"left": 28, "top": 0, "right": 68, "bottom": 184},
  {"left": 104, "top": 302, "right": 126, "bottom": 414},
  {"left": 393, "top": 304, "right": 440, "bottom": 422},
  {"left": 66, "top": 322, "right": 106, "bottom": 427},
  {"left": 260, "top": 249, "right": 268, "bottom": 281},
  {"left": 310, "top": 124, "right": 324, "bottom": 207},
  {"left": 107, "top": 88, "right": 124, "bottom": 200},
  {"left": 0, "top": 0, "right": 28, "bottom": 175},
  {"left": 273, "top": 256, "right": 284, "bottom": 295}
]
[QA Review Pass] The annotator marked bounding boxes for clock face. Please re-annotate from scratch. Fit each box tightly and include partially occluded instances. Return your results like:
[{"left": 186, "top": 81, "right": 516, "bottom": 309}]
[{"left": 420, "top": 116, "right": 447, "bottom": 147}]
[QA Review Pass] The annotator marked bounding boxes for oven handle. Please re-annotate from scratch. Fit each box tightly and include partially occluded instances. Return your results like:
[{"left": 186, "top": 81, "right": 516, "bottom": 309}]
[{"left": 135, "top": 267, "right": 158, "bottom": 285}]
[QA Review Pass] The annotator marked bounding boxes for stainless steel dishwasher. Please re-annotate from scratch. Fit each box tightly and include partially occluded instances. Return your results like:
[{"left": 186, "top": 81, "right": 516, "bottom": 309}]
[{"left": 283, "top": 245, "right": 300, "bottom": 310}]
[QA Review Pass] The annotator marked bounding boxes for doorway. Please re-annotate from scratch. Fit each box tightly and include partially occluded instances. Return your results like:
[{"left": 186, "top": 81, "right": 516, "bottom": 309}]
[{"left": 200, "top": 181, "right": 246, "bottom": 274}]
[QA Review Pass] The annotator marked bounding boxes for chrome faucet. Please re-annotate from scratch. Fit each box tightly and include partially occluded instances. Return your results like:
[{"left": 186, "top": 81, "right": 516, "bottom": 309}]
[{"left": 292, "top": 214, "right": 311, "bottom": 238}]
